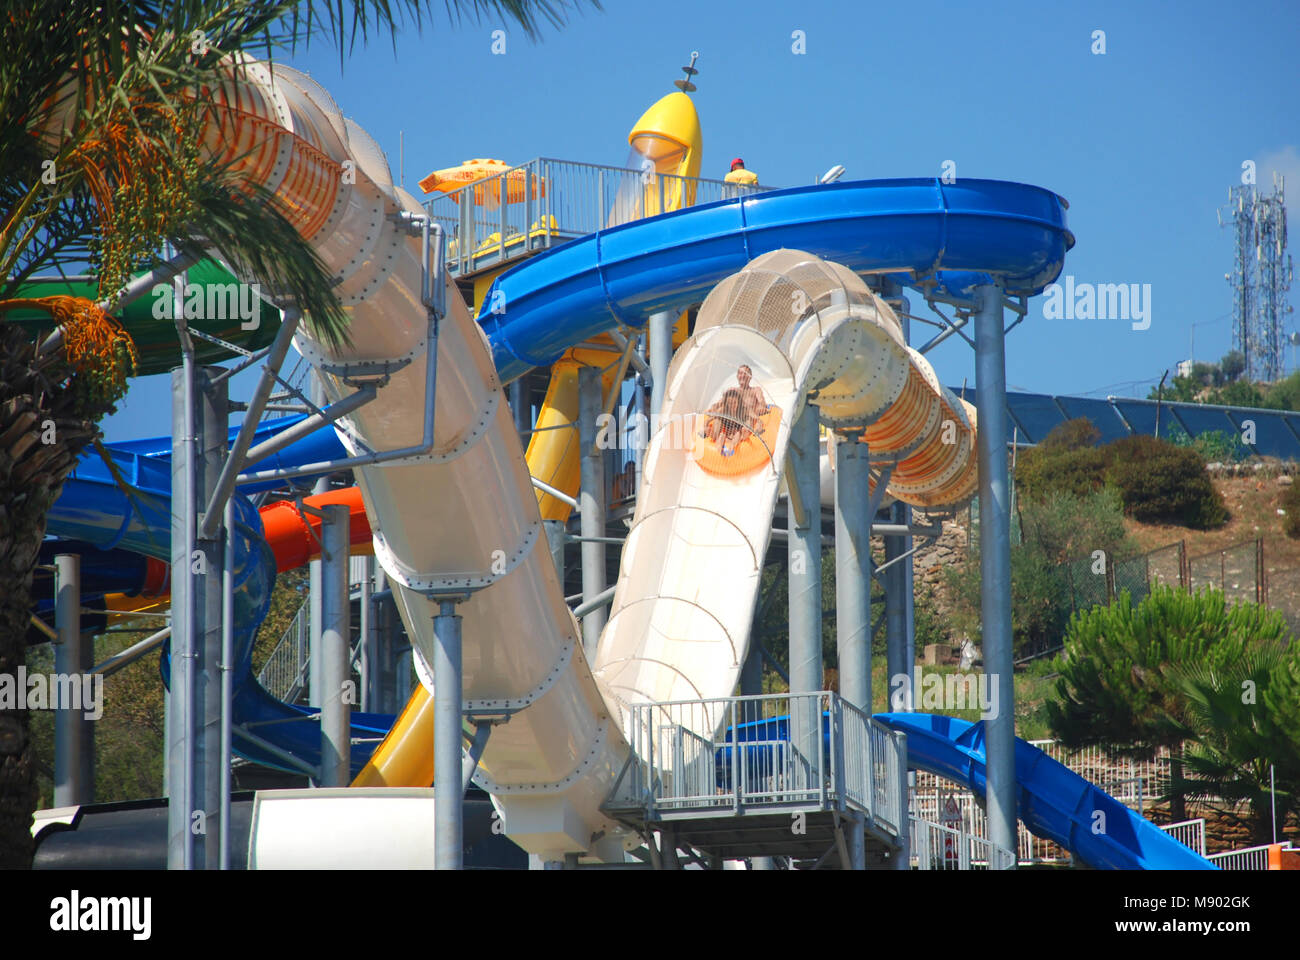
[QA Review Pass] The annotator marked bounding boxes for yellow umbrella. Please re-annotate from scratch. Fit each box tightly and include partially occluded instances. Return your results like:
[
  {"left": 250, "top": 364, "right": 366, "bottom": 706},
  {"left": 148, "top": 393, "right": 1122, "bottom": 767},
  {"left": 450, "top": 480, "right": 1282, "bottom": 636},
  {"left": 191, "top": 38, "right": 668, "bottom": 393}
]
[{"left": 418, "top": 158, "right": 545, "bottom": 206}]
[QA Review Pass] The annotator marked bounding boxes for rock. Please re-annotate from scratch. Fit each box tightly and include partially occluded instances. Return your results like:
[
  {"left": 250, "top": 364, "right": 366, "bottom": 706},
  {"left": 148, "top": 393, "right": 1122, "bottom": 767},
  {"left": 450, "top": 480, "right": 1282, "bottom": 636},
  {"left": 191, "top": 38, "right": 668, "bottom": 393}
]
[
  {"left": 1279, "top": 474, "right": 1294, "bottom": 486},
  {"left": 922, "top": 643, "right": 956, "bottom": 666}
]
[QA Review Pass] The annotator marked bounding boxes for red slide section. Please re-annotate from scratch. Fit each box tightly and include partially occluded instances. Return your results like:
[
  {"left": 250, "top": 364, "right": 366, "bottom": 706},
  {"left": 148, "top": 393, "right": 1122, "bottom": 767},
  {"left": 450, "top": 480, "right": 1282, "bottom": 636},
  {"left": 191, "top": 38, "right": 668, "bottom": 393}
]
[{"left": 259, "top": 487, "right": 373, "bottom": 573}]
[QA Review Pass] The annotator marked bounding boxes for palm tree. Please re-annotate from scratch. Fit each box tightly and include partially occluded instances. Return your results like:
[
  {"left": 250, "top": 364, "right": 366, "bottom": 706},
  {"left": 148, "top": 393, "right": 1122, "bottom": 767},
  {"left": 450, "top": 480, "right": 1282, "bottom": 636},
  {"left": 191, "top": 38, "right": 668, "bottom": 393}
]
[
  {"left": 1168, "top": 644, "right": 1300, "bottom": 846},
  {"left": 0, "top": 0, "right": 595, "bottom": 868},
  {"left": 1047, "top": 586, "right": 1292, "bottom": 820}
]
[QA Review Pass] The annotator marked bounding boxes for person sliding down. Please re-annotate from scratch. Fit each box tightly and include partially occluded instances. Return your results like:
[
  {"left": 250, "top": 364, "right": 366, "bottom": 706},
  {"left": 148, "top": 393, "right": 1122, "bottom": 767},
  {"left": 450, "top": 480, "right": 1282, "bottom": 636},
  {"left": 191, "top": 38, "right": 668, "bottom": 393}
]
[
  {"left": 699, "top": 364, "right": 771, "bottom": 456},
  {"left": 701, "top": 388, "right": 747, "bottom": 456}
]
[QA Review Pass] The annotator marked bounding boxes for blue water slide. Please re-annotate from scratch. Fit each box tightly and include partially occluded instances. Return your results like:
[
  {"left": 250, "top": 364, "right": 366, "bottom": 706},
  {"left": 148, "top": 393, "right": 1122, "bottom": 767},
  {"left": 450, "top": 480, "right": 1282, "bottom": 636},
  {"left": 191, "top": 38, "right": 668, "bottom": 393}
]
[
  {"left": 478, "top": 177, "right": 1073, "bottom": 383},
  {"left": 104, "top": 412, "right": 349, "bottom": 492},
  {"left": 875, "top": 712, "right": 1215, "bottom": 869},
  {"left": 45, "top": 444, "right": 393, "bottom": 775}
]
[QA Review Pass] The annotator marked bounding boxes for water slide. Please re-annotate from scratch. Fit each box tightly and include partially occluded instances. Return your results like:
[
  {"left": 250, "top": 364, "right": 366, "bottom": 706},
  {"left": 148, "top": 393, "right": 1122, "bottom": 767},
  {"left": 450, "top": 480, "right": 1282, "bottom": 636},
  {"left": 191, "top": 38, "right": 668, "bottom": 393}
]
[
  {"left": 46, "top": 54, "right": 1215, "bottom": 867},
  {"left": 876, "top": 713, "right": 1216, "bottom": 869},
  {"left": 45, "top": 435, "right": 393, "bottom": 775}
]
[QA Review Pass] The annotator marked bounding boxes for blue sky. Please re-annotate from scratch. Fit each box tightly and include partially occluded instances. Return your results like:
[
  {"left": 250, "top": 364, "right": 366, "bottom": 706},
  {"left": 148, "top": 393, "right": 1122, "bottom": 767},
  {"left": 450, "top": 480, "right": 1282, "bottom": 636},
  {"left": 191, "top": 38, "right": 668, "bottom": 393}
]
[{"left": 102, "top": 0, "right": 1299, "bottom": 439}]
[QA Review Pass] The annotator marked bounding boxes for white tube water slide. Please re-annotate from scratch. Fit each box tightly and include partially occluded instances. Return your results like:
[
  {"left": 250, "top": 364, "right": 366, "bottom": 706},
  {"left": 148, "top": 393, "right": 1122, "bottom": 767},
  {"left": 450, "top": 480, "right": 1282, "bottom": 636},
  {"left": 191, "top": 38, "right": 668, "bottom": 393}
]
[
  {"left": 595, "top": 252, "right": 977, "bottom": 738},
  {"left": 205, "top": 63, "right": 982, "bottom": 861}
]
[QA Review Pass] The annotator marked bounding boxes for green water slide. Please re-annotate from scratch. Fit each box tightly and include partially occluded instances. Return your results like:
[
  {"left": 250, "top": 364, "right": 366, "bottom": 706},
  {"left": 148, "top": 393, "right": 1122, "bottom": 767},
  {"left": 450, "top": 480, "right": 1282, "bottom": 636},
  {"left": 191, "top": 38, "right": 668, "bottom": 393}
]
[{"left": 6, "top": 260, "right": 280, "bottom": 376}]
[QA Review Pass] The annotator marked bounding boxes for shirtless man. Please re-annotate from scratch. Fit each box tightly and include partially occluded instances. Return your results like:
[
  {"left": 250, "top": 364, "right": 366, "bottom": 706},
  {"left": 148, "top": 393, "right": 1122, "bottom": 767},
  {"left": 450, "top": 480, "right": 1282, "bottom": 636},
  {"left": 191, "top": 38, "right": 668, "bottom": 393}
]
[
  {"left": 735, "top": 365, "right": 769, "bottom": 432},
  {"left": 700, "top": 365, "right": 770, "bottom": 455}
]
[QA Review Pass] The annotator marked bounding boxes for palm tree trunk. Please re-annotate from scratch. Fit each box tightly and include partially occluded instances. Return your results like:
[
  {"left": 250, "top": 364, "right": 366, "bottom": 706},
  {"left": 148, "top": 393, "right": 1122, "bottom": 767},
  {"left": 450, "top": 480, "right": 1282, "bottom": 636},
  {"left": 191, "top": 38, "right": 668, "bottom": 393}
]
[
  {"left": 1169, "top": 746, "right": 1186, "bottom": 822},
  {"left": 0, "top": 324, "right": 97, "bottom": 867}
]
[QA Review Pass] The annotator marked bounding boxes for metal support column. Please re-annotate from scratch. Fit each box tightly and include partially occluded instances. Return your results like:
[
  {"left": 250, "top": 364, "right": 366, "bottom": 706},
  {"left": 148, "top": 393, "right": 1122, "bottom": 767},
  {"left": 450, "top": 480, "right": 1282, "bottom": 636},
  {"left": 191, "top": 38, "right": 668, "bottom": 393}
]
[
  {"left": 358, "top": 557, "right": 373, "bottom": 711},
  {"left": 366, "top": 568, "right": 397, "bottom": 714},
  {"left": 882, "top": 278, "right": 915, "bottom": 712},
  {"left": 834, "top": 437, "right": 870, "bottom": 870},
  {"left": 834, "top": 437, "right": 872, "bottom": 710},
  {"left": 510, "top": 379, "right": 530, "bottom": 443},
  {"left": 219, "top": 499, "right": 234, "bottom": 869},
  {"left": 319, "top": 503, "right": 351, "bottom": 787},
  {"left": 308, "top": 373, "right": 328, "bottom": 707},
  {"left": 433, "top": 599, "right": 464, "bottom": 870},
  {"left": 633, "top": 334, "right": 649, "bottom": 481},
  {"left": 578, "top": 366, "right": 607, "bottom": 655},
  {"left": 53, "top": 553, "right": 91, "bottom": 806},
  {"left": 789, "top": 404, "right": 823, "bottom": 793},
  {"left": 648, "top": 310, "right": 673, "bottom": 419},
  {"left": 168, "top": 363, "right": 227, "bottom": 869},
  {"left": 544, "top": 519, "right": 567, "bottom": 582},
  {"left": 974, "top": 282, "right": 1016, "bottom": 866},
  {"left": 789, "top": 404, "right": 823, "bottom": 693},
  {"left": 884, "top": 509, "right": 913, "bottom": 710}
]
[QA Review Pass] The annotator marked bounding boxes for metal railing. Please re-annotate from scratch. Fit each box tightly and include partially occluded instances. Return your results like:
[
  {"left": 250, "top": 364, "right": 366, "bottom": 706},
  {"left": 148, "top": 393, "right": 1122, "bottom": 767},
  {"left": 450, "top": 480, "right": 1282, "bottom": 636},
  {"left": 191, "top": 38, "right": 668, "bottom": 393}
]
[
  {"left": 1206, "top": 841, "right": 1293, "bottom": 871},
  {"left": 255, "top": 559, "right": 376, "bottom": 704},
  {"left": 423, "top": 157, "right": 772, "bottom": 277},
  {"left": 605, "top": 691, "right": 903, "bottom": 837},
  {"left": 256, "top": 598, "right": 310, "bottom": 703},
  {"left": 1159, "top": 818, "right": 1207, "bottom": 856},
  {"left": 913, "top": 741, "right": 1173, "bottom": 865},
  {"left": 909, "top": 817, "right": 1016, "bottom": 870}
]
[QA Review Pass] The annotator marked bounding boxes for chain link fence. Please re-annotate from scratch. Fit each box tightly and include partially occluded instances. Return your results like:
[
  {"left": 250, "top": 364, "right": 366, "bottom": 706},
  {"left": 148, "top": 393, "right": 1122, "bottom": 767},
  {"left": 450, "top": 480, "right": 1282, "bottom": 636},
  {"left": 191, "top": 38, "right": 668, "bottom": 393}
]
[
  {"left": 1187, "top": 539, "right": 1265, "bottom": 607},
  {"left": 1058, "top": 539, "right": 1282, "bottom": 619}
]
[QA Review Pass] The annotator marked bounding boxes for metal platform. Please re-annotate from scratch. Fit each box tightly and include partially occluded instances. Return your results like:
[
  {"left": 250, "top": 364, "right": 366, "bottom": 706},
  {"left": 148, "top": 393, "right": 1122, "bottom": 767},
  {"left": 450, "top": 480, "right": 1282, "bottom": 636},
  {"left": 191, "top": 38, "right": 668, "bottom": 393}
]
[{"left": 602, "top": 691, "right": 907, "bottom": 867}]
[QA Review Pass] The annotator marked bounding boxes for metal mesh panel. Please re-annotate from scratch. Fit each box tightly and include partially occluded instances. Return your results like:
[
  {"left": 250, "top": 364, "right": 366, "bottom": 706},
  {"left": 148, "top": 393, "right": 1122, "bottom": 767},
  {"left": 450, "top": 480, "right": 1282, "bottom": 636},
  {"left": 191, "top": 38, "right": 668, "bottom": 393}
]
[
  {"left": 1112, "top": 553, "right": 1152, "bottom": 606},
  {"left": 1146, "top": 541, "right": 1186, "bottom": 588},
  {"left": 1063, "top": 555, "right": 1110, "bottom": 612},
  {"left": 1265, "top": 566, "right": 1300, "bottom": 636},
  {"left": 1188, "top": 540, "right": 1260, "bottom": 605}
]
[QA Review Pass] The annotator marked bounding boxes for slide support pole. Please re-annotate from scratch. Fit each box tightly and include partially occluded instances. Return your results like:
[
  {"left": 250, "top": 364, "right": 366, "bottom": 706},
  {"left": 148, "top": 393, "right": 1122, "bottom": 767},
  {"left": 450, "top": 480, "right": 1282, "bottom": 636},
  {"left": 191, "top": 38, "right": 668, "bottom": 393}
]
[
  {"left": 510, "top": 379, "right": 530, "bottom": 443},
  {"left": 881, "top": 277, "right": 915, "bottom": 713},
  {"left": 319, "top": 503, "right": 351, "bottom": 787},
  {"left": 649, "top": 310, "right": 673, "bottom": 419},
  {"left": 358, "top": 557, "right": 372, "bottom": 711},
  {"left": 974, "top": 281, "right": 1016, "bottom": 867},
  {"left": 53, "top": 553, "right": 91, "bottom": 806},
  {"left": 220, "top": 499, "right": 234, "bottom": 869},
  {"left": 308, "top": 374, "right": 329, "bottom": 707},
  {"left": 835, "top": 437, "right": 870, "bottom": 870},
  {"left": 789, "top": 404, "right": 823, "bottom": 788},
  {"left": 578, "top": 366, "right": 607, "bottom": 655},
  {"left": 433, "top": 599, "right": 464, "bottom": 870},
  {"left": 885, "top": 513, "right": 913, "bottom": 710},
  {"left": 168, "top": 361, "right": 227, "bottom": 869}
]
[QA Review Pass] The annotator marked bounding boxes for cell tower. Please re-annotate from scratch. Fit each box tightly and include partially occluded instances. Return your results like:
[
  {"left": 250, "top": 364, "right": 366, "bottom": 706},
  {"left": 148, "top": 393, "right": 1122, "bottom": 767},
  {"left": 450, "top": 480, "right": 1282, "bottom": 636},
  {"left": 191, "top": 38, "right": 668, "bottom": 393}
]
[
  {"left": 1220, "top": 174, "right": 1294, "bottom": 382},
  {"left": 1256, "top": 174, "right": 1294, "bottom": 381}
]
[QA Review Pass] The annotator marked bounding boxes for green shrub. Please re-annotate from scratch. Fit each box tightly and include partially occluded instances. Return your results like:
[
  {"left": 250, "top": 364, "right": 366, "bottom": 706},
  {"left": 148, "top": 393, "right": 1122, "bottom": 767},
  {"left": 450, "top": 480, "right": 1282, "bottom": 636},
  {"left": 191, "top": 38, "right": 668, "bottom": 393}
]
[
  {"left": 1021, "top": 428, "right": 1229, "bottom": 530},
  {"left": 947, "top": 488, "right": 1131, "bottom": 658},
  {"left": 1040, "top": 417, "right": 1101, "bottom": 451},
  {"left": 912, "top": 583, "right": 949, "bottom": 650},
  {"left": 1020, "top": 486, "right": 1130, "bottom": 564},
  {"left": 1166, "top": 426, "right": 1252, "bottom": 463},
  {"left": 1103, "top": 435, "right": 1228, "bottom": 528},
  {"left": 1017, "top": 419, "right": 1108, "bottom": 502},
  {"left": 1047, "top": 585, "right": 1292, "bottom": 751}
]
